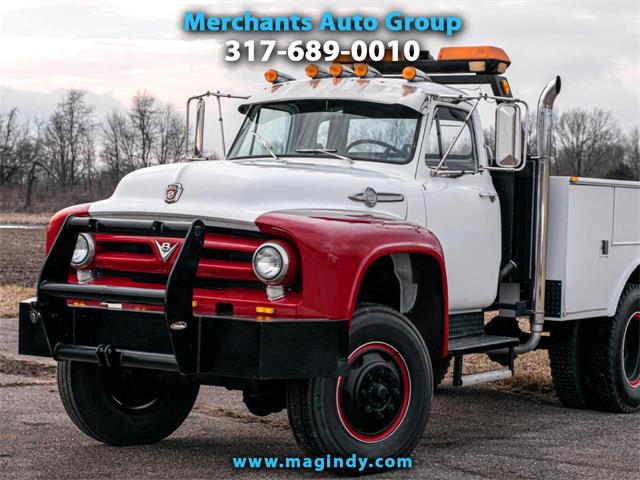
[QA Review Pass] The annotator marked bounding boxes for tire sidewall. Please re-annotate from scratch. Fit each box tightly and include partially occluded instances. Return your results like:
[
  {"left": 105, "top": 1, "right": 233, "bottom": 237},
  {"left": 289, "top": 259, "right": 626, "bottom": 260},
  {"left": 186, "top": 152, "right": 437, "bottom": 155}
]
[
  {"left": 60, "top": 362, "right": 199, "bottom": 445},
  {"left": 615, "top": 289, "right": 640, "bottom": 404},
  {"left": 311, "top": 306, "right": 432, "bottom": 459}
]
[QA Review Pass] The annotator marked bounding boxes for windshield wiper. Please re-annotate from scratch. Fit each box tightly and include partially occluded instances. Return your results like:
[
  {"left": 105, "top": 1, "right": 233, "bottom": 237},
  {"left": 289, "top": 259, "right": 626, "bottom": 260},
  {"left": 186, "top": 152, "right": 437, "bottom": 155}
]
[
  {"left": 249, "top": 130, "right": 280, "bottom": 160},
  {"left": 295, "top": 148, "right": 353, "bottom": 165}
]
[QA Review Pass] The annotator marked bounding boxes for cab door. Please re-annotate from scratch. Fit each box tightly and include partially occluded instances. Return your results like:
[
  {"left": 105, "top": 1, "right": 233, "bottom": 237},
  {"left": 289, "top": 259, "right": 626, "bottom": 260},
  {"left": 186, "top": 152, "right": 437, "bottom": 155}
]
[{"left": 416, "top": 104, "right": 501, "bottom": 312}]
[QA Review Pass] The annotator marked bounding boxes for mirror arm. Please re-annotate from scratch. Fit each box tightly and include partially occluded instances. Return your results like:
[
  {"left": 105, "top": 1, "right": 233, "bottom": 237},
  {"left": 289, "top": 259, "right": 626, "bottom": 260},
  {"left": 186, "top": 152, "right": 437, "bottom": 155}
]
[
  {"left": 184, "top": 91, "right": 250, "bottom": 161},
  {"left": 215, "top": 95, "right": 226, "bottom": 156}
]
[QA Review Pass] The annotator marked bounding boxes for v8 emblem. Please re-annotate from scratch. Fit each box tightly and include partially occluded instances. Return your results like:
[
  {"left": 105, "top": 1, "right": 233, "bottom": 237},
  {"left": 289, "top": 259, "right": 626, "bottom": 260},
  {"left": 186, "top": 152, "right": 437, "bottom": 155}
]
[{"left": 154, "top": 240, "right": 179, "bottom": 263}]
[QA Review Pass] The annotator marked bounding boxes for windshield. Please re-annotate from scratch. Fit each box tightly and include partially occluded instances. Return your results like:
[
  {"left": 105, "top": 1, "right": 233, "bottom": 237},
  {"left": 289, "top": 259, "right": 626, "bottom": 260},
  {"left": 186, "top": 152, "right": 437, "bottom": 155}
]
[{"left": 227, "top": 100, "right": 421, "bottom": 164}]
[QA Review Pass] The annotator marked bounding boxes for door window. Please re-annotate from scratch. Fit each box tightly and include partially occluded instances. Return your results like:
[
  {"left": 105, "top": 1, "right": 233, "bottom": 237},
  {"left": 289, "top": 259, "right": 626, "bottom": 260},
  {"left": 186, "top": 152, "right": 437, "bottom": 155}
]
[{"left": 425, "top": 107, "right": 477, "bottom": 172}]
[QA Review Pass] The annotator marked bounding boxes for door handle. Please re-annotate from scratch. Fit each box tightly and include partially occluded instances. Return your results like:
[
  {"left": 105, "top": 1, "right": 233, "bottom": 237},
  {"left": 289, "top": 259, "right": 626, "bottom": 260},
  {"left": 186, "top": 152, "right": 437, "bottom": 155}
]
[{"left": 479, "top": 192, "right": 497, "bottom": 203}]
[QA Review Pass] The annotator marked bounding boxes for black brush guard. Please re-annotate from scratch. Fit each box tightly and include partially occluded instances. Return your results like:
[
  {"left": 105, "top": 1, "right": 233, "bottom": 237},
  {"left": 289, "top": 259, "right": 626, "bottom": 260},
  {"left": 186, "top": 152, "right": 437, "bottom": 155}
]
[{"left": 31, "top": 216, "right": 348, "bottom": 378}]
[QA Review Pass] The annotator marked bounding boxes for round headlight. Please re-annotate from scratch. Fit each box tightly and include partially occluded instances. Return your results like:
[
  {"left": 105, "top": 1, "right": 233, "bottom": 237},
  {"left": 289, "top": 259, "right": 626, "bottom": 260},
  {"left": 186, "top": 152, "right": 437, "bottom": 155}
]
[
  {"left": 252, "top": 242, "right": 289, "bottom": 284},
  {"left": 71, "top": 233, "right": 95, "bottom": 269}
]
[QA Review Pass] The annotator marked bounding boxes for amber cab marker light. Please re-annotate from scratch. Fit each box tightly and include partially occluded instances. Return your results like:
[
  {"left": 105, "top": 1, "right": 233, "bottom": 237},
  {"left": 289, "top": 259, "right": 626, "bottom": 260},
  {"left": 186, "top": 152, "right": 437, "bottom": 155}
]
[
  {"left": 329, "top": 63, "right": 344, "bottom": 77},
  {"left": 354, "top": 63, "right": 368, "bottom": 78},
  {"left": 354, "top": 63, "right": 381, "bottom": 78},
  {"left": 256, "top": 306, "right": 275, "bottom": 315},
  {"left": 501, "top": 79, "right": 511, "bottom": 96},
  {"left": 304, "top": 63, "right": 332, "bottom": 79},
  {"left": 402, "top": 66, "right": 417, "bottom": 81},
  {"left": 305, "top": 64, "right": 319, "bottom": 78},
  {"left": 402, "top": 66, "right": 429, "bottom": 82},
  {"left": 264, "top": 69, "right": 279, "bottom": 83},
  {"left": 570, "top": 176, "right": 580, "bottom": 184},
  {"left": 329, "top": 63, "right": 355, "bottom": 78},
  {"left": 263, "top": 69, "right": 295, "bottom": 84}
]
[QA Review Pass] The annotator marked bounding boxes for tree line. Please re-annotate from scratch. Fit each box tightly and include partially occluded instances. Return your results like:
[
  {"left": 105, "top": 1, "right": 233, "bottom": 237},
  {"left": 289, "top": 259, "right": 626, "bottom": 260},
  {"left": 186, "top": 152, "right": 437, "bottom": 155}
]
[
  {"left": 0, "top": 89, "right": 186, "bottom": 210},
  {"left": 0, "top": 89, "right": 638, "bottom": 211}
]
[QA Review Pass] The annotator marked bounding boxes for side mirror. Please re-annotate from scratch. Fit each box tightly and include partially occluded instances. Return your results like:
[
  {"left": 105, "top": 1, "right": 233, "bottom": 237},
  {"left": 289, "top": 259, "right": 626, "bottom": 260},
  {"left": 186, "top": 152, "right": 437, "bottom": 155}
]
[
  {"left": 494, "top": 103, "right": 522, "bottom": 168},
  {"left": 194, "top": 98, "right": 205, "bottom": 158}
]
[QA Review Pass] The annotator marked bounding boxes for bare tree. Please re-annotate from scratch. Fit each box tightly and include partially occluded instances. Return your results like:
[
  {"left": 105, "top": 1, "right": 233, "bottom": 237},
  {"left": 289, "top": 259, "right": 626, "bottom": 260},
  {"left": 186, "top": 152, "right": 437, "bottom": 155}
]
[
  {"left": 624, "top": 126, "right": 640, "bottom": 180},
  {"left": 154, "top": 104, "right": 186, "bottom": 165},
  {"left": 101, "top": 109, "right": 136, "bottom": 183},
  {"left": 0, "top": 108, "right": 37, "bottom": 186},
  {"left": 42, "top": 89, "right": 96, "bottom": 190},
  {"left": 129, "top": 91, "right": 158, "bottom": 168},
  {"left": 23, "top": 120, "right": 46, "bottom": 209},
  {"left": 554, "top": 108, "right": 622, "bottom": 177}
]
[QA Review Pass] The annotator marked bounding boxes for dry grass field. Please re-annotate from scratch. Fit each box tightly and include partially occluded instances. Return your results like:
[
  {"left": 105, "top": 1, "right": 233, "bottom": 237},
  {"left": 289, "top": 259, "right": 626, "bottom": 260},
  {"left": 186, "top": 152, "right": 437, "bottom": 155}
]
[{"left": 0, "top": 212, "right": 52, "bottom": 225}]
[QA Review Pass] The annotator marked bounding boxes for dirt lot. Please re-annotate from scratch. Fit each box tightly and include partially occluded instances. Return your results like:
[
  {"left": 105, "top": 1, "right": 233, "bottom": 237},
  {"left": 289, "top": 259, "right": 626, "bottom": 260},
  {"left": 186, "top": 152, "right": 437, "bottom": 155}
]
[
  {"left": 0, "top": 227, "right": 45, "bottom": 287},
  {"left": 1, "top": 313, "right": 638, "bottom": 480}
]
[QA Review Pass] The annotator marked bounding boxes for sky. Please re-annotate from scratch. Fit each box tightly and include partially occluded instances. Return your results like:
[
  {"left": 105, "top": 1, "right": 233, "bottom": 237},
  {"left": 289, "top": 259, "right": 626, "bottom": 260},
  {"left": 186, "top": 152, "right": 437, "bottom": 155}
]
[{"left": 1, "top": 0, "right": 639, "bottom": 152}]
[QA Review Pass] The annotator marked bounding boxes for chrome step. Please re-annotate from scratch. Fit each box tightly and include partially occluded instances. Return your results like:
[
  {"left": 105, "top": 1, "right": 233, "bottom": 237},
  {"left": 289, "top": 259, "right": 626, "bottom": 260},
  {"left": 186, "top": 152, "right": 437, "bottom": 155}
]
[{"left": 458, "top": 368, "right": 512, "bottom": 387}]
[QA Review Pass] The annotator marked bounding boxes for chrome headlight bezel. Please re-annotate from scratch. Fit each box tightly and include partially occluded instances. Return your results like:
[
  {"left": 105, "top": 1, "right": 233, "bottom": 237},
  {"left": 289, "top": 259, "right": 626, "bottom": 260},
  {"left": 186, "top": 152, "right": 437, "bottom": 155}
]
[
  {"left": 252, "top": 241, "right": 290, "bottom": 284},
  {"left": 71, "top": 233, "right": 96, "bottom": 269}
]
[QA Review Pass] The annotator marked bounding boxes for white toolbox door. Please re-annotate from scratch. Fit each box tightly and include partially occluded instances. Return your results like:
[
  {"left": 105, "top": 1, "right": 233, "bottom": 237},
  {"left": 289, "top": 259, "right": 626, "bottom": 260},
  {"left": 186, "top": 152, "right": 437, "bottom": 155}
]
[{"left": 564, "top": 185, "right": 614, "bottom": 315}]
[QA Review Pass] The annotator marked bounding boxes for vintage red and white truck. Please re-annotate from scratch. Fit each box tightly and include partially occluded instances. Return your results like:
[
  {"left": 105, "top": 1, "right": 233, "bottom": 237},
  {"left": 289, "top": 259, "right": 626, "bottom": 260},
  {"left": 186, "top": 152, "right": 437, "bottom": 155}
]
[{"left": 19, "top": 46, "right": 640, "bottom": 467}]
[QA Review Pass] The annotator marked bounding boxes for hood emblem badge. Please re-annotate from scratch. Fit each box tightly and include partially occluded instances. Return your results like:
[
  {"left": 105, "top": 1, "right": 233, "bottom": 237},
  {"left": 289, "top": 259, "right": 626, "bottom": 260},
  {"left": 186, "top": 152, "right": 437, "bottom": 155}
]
[
  {"left": 165, "top": 183, "right": 183, "bottom": 203},
  {"left": 154, "top": 240, "right": 179, "bottom": 263},
  {"left": 349, "top": 187, "right": 405, "bottom": 208}
]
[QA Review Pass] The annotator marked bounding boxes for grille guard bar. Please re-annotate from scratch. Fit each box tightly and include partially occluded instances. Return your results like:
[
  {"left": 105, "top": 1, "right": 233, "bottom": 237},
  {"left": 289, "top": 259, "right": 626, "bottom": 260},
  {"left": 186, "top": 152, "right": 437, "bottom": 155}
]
[{"left": 37, "top": 216, "right": 206, "bottom": 373}]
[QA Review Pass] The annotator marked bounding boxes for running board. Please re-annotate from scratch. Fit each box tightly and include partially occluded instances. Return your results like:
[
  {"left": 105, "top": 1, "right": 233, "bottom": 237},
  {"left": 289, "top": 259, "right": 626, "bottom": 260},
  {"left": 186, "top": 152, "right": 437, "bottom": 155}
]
[{"left": 448, "top": 335, "right": 518, "bottom": 387}]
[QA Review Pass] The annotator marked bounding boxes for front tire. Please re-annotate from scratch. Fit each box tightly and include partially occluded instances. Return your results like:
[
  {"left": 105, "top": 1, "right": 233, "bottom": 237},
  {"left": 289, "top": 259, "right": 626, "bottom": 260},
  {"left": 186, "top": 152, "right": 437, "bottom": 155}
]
[
  {"left": 586, "top": 284, "right": 640, "bottom": 413},
  {"left": 58, "top": 361, "right": 199, "bottom": 445},
  {"left": 286, "top": 304, "right": 432, "bottom": 471}
]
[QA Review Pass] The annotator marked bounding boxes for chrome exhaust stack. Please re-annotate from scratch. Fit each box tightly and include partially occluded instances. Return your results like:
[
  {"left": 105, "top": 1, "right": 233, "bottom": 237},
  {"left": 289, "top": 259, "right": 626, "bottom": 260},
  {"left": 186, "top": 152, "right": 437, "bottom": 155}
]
[{"left": 515, "top": 76, "right": 561, "bottom": 354}]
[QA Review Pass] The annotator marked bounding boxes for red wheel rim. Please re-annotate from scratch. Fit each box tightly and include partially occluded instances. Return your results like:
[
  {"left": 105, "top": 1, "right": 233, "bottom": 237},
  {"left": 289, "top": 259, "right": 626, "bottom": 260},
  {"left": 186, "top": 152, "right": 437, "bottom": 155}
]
[
  {"left": 623, "top": 312, "right": 640, "bottom": 389},
  {"left": 336, "top": 342, "right": 411, "bottom": 443}
]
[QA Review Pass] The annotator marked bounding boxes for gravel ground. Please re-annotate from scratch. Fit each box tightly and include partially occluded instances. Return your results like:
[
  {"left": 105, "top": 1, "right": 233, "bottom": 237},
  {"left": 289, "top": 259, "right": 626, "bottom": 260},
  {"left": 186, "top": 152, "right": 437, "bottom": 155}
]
[
  {"left": 1, "top": 316, "right": 639, "bottom": 479},
  {"left": 1, "top": 357, "right": 638, "bottom": 479}
]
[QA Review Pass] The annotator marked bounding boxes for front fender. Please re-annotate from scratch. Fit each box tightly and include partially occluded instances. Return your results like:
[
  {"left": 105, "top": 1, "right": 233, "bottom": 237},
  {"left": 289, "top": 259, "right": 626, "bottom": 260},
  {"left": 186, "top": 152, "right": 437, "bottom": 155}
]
[{"left": 256, "top": 210, "right": 448, "bottom": 324}]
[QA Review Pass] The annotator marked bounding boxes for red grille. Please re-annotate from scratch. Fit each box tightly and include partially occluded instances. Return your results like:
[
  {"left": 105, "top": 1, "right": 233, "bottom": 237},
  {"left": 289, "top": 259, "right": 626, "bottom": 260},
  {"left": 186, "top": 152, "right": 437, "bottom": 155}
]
[{"left": 92, "top": 232, "right": 263, "bottom": 284}]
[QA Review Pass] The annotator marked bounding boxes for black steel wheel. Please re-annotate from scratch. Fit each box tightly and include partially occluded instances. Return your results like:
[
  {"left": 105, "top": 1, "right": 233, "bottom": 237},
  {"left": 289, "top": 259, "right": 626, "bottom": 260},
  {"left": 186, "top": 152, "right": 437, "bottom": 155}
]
[
  {"left": 58, "top": 361, "right": 199, "bottom": 445},
  {"left": 336, "top": 341, "right": 411, "bottom": 442},
  {"left": 286, "top": 304, "right": 432, "bottom": 473}
]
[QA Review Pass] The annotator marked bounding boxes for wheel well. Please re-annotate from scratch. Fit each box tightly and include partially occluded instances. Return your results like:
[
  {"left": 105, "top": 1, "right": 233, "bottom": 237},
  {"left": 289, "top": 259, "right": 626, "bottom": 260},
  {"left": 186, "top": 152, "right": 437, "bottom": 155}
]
[
  {"left": 626, "top": 264, "right": 640, "bottom": 286},
  {"left": 356, "top": 253, "right": 446, "bottom": 356}
]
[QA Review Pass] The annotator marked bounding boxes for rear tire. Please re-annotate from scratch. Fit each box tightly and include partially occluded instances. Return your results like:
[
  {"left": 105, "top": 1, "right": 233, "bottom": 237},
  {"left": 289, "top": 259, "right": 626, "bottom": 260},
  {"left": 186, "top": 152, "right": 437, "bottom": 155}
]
[
  {"left": 58, "top": 361, "right": 199, "bottom": 445},
  {"left": 286, "top": 304, "right": 432, "bottom": 473},
  {"left": 549, "top": 320, "right": 593, "bottom": 409},
  {"left": 585, "top": 284, "right": 640, "bottom": 413}
]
